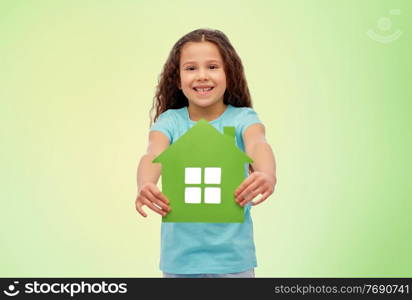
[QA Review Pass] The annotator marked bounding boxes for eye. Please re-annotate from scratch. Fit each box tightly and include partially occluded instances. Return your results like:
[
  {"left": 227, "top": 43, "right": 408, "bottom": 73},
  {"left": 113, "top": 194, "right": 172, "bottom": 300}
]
[
  {"left": 209, "top": 65, "right": 218, "bottom": 69},
  {"left": 185, "top": 66, "right": 195, "bottom": 71}
]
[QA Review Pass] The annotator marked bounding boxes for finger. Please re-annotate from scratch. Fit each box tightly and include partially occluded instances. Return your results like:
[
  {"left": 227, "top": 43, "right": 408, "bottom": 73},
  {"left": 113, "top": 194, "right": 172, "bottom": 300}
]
[
  {"left": 252, "top": 191, "right": 270, "bottom": 206},
  {"left": 239, "top": 187, "right": 263, "bottom": 206},
  {"left": 143, "top": 198, "right": 167, "bottom": 216},
  {"left": 142, "top": 197, "right": 168, "bottom": 216},
  {"left": 146, "top": 188, "right": 171, "bottom": 211},
  {"left": 135, "top": 200, "right": 148, "bottom": 217},
  {"left": 236, "top": 180, "right": 260, "bottom": 203},
  {"left": 140, "top": 188, "right": 170, "bottom": 211},
  {"left": 148, "top": 185, "right": 170, "bottom": 204},
  {"left": 235, "top": 173, "right": 257, "bottom": 196}
]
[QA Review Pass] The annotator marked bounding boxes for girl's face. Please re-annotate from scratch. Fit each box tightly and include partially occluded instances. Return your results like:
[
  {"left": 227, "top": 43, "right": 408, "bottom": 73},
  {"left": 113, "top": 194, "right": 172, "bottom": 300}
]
[{"left": 179, "top": 41, "right": 227, "bottom": 109}]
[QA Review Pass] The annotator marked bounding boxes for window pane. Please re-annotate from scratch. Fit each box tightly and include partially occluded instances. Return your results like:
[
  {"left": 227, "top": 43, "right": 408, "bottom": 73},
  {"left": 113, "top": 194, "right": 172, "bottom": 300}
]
[
  {"left": 185, "top": 167, "right": 201, "bottom": 184},
  {"left": 185, "top": 187, "right": 201, "bottom": 204},
  {"left": 204, "top": 187, "right": 220, "bottom": 204},
  {"left": 204, "top": 167, "right": 221, "bottom": 184}
]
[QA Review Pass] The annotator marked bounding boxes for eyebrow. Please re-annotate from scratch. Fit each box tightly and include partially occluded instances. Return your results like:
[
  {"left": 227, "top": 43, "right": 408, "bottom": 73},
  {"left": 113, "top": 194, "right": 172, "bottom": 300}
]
[{"left": 181, "top": 60, "right": 222, "bottom": 66}]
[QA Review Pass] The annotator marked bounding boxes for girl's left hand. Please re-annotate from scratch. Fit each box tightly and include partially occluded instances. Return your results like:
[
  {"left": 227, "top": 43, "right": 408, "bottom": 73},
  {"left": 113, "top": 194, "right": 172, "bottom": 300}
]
[{"left": 234, "top": 171, "right": 276, "bottom": 207}]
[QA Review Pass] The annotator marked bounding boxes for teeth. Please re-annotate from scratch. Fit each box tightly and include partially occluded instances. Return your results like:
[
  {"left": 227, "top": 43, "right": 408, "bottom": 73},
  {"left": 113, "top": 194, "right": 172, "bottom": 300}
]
[{"left": 195, "top": 87, "right": 213, "bottom": 92}]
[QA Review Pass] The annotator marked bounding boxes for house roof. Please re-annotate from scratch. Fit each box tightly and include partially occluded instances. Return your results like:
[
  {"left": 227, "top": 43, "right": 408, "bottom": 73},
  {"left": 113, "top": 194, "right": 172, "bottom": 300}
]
[{"left": 153, "top": 119, "right": 253, "bottom": 164}]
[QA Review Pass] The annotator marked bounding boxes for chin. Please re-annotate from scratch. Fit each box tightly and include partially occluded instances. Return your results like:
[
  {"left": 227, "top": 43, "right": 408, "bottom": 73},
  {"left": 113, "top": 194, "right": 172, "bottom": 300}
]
[
  {"left": 191, "top": 101, "right": 218, "bottom": 108},
  {"left": 190, "top": 96, "right": 223, "bottom": 106}
]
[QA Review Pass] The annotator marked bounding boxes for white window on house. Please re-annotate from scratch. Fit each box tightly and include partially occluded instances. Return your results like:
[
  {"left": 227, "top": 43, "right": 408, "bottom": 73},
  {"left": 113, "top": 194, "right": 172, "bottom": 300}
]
[
  {"left": 204, "top": 167, "right": 221, "bottom": 184},
  {"left": 185, "top": 168, "right": 201, "bottom": 184},
  {"left": 184, "top": 167, "right": 221, "bottom": 204},
  {"left": 185, "top": 187, "right": 201, "bottom": 204},
  {"left": 204, "top": 187, "right": 220, "bottom": 204}
]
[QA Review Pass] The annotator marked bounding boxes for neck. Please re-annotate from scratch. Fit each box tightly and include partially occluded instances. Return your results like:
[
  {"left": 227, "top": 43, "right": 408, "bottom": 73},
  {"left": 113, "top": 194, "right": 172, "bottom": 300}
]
[{"left": 188, "top": 102, "right": 227, "bottom": 122}]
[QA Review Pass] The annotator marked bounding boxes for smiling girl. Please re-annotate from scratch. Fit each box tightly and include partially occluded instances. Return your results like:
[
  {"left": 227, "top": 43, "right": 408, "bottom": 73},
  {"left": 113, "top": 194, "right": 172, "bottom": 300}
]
[{"left": 135, "top": 28, "right": 277, "bottom": 278}]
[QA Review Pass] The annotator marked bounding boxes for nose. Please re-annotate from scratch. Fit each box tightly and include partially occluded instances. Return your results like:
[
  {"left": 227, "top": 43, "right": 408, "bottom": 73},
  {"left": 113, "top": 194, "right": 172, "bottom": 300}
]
[{"left": 196, "top": 67, "right": 209, "bottom": 81}]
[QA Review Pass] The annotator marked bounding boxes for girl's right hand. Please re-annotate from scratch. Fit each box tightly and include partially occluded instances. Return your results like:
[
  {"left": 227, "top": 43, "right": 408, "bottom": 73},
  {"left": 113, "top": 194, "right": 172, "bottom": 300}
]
[{"left": 135, "top": 182, "right": 171, "bottom": 217}]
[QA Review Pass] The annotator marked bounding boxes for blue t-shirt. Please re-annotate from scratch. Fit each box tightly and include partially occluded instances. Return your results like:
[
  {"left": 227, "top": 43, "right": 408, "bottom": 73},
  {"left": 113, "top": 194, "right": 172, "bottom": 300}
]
[{"left": 150, "top": 104, "right": 261, "bottom": 274}]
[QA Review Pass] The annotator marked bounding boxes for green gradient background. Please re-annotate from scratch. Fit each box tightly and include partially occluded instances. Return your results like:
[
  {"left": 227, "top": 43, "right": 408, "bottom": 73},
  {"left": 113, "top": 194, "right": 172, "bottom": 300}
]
[{"left": 1, "top": 0, "right": 411, "bottom": 277}]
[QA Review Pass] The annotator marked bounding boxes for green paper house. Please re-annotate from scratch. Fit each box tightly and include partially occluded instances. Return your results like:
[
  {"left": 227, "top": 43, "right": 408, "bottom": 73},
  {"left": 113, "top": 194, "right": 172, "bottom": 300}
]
[{"left": 152, "top": 119, "right": 253, "bottom": 223}]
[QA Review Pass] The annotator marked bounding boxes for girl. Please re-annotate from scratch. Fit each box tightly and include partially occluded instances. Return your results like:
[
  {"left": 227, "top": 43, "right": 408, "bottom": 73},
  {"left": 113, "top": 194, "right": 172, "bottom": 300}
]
[{"left": 135, "top": 28, "right": 277, "bottom": 278}]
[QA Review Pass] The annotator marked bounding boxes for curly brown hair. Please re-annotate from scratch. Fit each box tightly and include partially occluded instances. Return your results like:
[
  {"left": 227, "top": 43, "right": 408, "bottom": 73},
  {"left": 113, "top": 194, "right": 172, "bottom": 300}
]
[{"left": 150, "top": 28, "right": 253, "bottom": 125}]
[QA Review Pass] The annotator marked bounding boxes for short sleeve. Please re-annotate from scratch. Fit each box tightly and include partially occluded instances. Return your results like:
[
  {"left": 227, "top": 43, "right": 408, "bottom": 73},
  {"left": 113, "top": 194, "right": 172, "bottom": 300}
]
[
  {"left": 150, "top": 110, "right": 174, "bottom": 143},
  {"left": 238, "top": 108, "right": 262, "bottom": 136}
]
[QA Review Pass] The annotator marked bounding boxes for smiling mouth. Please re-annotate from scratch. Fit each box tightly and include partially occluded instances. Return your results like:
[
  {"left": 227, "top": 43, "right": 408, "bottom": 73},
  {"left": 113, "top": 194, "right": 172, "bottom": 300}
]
[{"left": 193, "top": 87, "right": 214, "bottom": 94}]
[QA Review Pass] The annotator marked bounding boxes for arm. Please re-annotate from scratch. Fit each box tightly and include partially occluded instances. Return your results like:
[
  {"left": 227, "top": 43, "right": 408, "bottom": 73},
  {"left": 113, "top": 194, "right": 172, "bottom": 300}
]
[
  {"left": 135, "top": 131, "right": 171, "bottom": 217},
  {"left": 235, "top": 123, "right": 277, "bottom": 206}
]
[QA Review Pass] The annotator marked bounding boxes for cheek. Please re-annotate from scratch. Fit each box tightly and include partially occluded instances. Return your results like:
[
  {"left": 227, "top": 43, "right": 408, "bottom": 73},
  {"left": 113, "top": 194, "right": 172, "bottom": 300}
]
[
  {"left": 217, "top": 73, "right": 227, "bottom": 86},
  {"left": 218, "top": 77, "right": 227, "bottom": 90},
  {"left": 181, "top": 75, "right": 193, "bottom": 87}
]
